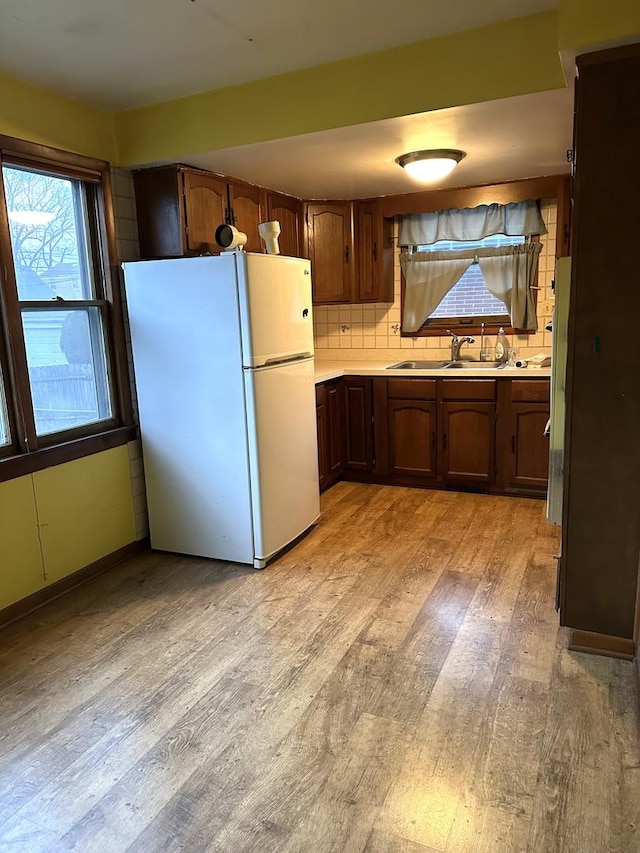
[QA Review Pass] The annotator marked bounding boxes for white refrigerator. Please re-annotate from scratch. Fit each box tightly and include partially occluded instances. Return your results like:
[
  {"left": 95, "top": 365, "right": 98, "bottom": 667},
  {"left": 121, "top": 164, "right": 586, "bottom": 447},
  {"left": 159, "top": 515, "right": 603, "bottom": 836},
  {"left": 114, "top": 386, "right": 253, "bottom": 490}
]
[{"left": 123, "top": 252, "right": 320, "bottom": 569}]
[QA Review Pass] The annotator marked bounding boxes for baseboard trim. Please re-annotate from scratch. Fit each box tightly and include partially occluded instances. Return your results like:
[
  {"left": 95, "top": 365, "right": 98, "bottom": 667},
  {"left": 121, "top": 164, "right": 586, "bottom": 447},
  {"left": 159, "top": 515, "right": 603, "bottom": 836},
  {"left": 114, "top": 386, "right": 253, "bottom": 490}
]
[
  {"left": 0, "top": 538, "right": 149, "bottom": 630},
  {"left": 569, "top": 629, "right": 635, "bottom": 661}
]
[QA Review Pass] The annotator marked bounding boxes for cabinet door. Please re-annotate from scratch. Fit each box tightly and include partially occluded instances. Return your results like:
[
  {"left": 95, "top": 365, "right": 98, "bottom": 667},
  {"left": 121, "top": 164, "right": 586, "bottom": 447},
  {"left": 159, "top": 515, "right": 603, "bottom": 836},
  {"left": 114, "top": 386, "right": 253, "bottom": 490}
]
[
  {"left": 228, "top": 181, "right": 265, "bottom": 253},
  {"left": 506, "top": 403, "right": 550, "bottom": 491},
  {"left": 133, "top": 167, "right": 185, "bottom": 258},
  {"left": 305, "top": 203, "right": 353, "bottom": 304},
  {"left": 316, "top": 395, "right": 329, "bottom": 490},
  {"left": 354, "top": 200, "right": 394, "bottom": 303},
  {"left": 388, "top": 399, "right": 437, "bottom": 478},
  {"left": 267, "top": 192, "right": 302, "bottom": 257},
  {"left": 440, "top": 402, "right": 495, "bottom": 483},
  {"left": 343, "top": 378, "right": 373, "bottom": 470},
  {"left": 326, "top": 380, "right": 344, "bottom": 478},
  {"left": 182, "top": 170, "right": 228, "bottom": 254}
]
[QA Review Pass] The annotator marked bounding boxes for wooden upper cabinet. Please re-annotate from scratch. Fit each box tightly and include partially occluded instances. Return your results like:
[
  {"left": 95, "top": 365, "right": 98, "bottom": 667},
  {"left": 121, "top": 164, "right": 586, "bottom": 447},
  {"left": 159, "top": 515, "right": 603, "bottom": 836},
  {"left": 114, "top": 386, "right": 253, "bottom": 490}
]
[
  {"left": 134, "top": 165, "right": 227, "bottom": 258},
  {"left": 354, "top": 200, "right": 394, "bottom": 303},
  {"left": 134, "top": 166, "right": 186, "bottom": 258},
  {"left": 267, "top": 192, "right": 302, "bottom": 257},
  {"left": 182, "top": 170, "right": 228, "bottom": 254},
  {"left": 228, "top": 180, "right": 265, "bottom": 253},
  {"left": 305, "top": 202, "right": 353, "bottom": 304}
]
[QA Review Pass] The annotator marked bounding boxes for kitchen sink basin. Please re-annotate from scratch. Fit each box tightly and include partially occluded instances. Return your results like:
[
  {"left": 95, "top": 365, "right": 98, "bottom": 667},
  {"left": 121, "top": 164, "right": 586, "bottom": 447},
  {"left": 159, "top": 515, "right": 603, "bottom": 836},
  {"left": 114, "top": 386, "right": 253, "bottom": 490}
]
[
  {"left": 387, "top": 360, "right": 504, "bottom": 370},
  {"left": 386, "top": 360, "right": 450, "bottom": 369},
  {"left": 444, "top": 360, "right": 504, "bottom": 369}
]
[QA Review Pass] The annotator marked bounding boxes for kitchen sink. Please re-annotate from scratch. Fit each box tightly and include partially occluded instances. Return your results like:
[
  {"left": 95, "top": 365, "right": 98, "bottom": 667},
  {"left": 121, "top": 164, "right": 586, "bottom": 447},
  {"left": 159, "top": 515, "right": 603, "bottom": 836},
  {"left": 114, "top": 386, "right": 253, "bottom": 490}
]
[
  {"left": 387, "top": 359, "right": 503, "bottom": 370},
  {"left": 386, "top": 360, "right": 451, "bottom": 369},
  {"left": 444, "top": 360, "right": 504, "bottom": 369}
]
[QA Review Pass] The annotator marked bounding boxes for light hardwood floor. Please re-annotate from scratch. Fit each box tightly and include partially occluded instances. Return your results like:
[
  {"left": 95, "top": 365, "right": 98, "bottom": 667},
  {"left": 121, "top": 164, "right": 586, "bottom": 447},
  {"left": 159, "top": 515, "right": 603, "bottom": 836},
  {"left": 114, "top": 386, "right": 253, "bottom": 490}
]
[{"left": 0, "top": 483, "right": 638, "bottom": 852}]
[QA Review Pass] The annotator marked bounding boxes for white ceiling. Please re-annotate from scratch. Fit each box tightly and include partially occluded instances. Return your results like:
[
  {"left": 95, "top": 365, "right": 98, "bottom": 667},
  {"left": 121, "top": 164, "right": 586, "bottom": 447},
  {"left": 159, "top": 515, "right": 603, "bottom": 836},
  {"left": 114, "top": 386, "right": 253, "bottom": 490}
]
[
  {"left": 0, "top": 0, "right": 558, "bottom": 110},
  {"left": 183, "top": 88, "right": 573, "bottom": 199}
]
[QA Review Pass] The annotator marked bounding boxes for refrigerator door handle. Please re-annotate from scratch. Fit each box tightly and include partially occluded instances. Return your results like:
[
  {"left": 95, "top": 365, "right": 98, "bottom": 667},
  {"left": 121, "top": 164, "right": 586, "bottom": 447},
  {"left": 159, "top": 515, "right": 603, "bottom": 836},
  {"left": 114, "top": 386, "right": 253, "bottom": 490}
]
[{"left": 261, "top": 352, "right": 313, "bottom": 367}]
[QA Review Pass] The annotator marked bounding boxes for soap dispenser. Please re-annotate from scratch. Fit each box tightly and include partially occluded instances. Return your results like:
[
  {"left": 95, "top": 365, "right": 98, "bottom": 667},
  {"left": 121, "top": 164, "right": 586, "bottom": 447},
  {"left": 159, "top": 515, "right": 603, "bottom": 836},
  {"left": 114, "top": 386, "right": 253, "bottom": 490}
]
[{"left": 495, "top": 327, "right": 509, "bottom": 362}]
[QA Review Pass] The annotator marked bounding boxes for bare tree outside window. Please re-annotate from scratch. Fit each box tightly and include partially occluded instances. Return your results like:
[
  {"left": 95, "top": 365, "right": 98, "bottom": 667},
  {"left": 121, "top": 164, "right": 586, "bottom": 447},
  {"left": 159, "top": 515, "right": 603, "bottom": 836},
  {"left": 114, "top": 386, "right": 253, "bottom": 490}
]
[{"left": 4, "top": 168, "right": 94, "bottom": 300}]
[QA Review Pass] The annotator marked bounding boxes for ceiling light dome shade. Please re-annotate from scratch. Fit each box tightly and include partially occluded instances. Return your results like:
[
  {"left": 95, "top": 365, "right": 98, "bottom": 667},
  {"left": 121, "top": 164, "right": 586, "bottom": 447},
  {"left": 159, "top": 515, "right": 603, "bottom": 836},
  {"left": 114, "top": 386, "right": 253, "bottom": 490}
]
[{"left": 395, "top": 149, "right": 466, "bottom": 182}]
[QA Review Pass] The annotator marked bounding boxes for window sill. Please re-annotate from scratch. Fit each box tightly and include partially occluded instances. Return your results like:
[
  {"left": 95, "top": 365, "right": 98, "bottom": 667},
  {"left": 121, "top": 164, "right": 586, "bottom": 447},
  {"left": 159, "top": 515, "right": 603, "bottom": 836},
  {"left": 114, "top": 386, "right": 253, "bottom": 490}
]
[
  {"left": 401, "top": 324, "right": 534, "bottom": 337},
  {"left": 0, "top": 425, "right": 137, "bottom": 483}
]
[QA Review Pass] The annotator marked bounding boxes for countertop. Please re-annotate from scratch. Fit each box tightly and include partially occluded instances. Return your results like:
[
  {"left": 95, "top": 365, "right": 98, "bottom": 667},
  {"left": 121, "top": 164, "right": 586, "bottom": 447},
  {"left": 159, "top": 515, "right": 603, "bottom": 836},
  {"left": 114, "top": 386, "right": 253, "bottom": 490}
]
[{"left": 314, "top": 359, "right": 551, "bottom": 383}]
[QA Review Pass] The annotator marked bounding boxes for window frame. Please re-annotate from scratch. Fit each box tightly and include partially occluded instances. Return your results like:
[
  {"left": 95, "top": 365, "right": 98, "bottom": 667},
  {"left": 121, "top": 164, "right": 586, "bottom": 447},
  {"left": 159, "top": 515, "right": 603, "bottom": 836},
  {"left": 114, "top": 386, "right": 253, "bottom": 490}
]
[
  {"left": 400, "top": 234, "right": 540, "bottom": 337},
  {"left": 0, "top": 135, "right": 134, "bottom": 481},
  {"left": 383, "top": 175, "right": 570, "bottom": 339}
]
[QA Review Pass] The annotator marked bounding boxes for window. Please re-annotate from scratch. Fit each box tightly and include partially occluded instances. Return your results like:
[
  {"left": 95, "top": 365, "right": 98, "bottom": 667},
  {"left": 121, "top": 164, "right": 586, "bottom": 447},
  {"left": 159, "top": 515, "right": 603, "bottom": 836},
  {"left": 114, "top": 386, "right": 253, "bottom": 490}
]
[
  {"left": 0, "top": 137, "right": 132, "bottom": 473},
  {"left": 0, "top": 364, "right": 10, "bottom": 447},
  {"left": 425, "top": 234, "right": 525, "bottom": 322}
]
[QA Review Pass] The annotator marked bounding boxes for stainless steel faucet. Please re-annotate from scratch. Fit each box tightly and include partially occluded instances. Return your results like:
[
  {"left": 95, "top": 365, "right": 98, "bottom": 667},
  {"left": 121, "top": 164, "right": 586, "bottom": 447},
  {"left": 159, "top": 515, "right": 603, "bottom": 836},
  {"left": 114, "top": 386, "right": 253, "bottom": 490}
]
[{"left": 446, "top": 329, "right": 475, "bottom": 361}]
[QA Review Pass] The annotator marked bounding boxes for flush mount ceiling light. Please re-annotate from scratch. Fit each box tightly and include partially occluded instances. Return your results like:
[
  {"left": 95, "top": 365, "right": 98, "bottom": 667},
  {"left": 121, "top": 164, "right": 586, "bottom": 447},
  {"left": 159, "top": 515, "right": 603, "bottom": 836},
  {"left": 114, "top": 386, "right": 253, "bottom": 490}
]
[{"left": 395, "top": 149, "right": 466, "bottom": 182}]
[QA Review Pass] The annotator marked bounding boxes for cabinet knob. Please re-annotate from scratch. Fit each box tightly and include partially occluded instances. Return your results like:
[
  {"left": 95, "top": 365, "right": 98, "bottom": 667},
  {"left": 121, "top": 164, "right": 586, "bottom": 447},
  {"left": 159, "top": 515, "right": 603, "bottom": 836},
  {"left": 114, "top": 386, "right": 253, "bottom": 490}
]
[
  {"left": 373, "top": 242, "right": 378, "bottom": 261},
  {"left": 431, "top": 431, "right": 436, "bottom": 450},
  {"left": 442, "top": 432, "right": 447, "bottom": 451},
  {"left": 345, "top": 245, "right": 350, "bottom": 263}
]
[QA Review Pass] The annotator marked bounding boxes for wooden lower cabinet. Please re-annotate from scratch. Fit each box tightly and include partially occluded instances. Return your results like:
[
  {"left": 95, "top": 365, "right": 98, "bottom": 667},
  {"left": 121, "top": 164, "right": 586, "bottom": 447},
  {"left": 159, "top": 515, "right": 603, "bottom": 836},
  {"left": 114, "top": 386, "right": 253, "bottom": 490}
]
[
  {"left": 388, "top": 400, "right": 438, "bottom": 479},
  {"left": 315, "top": 380, "right": 344, "bottom": 491},
  {"left": 505, "top": 403, "right": 550, "bottom": 491},
  {"left": 440, "top": 402, "right": 496, "bottom": 484},
  {"left": 496, "top": 379, "right": 550, "bottom": 495},
  {"left": 343, "top": 378, "right": 374, "bottom": 471},
  {"left": 317, "top": 375, "right": 549, "bottom": 495}
]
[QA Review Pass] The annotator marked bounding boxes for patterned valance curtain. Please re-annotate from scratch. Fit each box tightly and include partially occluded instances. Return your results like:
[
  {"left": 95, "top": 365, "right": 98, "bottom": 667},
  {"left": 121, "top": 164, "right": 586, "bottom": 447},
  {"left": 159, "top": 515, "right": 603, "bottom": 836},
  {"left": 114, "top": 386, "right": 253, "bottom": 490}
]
[
  {"left": 400, "top": 243, "right": 542, "bottom": 333},
  {"left": 399, "top": 199, "right": 547, "bottom": 246}
]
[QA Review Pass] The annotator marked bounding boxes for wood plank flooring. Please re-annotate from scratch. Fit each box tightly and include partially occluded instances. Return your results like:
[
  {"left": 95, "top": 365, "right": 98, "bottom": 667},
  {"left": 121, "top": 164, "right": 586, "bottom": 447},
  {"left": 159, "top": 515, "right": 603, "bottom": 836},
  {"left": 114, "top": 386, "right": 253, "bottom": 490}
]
[{"left": 0, "top": 483, "right": 638, "bottom": 852}]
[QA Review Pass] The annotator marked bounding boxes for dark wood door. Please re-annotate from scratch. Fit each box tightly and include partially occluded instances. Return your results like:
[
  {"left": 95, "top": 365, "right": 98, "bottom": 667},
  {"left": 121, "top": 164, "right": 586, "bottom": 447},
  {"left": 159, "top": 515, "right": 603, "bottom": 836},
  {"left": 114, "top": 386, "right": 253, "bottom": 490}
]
[
  {"left": 182, "top": 170, "right": 228, "bottom": 254},
  {"left": 267, "top": 192, "right": 302, "bottom": 257},
  {"left": 305, "top": 203, "right": 353, "bottom": 304},
  {"left": 506, "top": 403, "right": 550, "bottom": 491},
  {"left": 343, "top": 378, "right": 373, "bottom": 470},
  {"left": 388, "top": 399, "right": 437, "bottom": 478},
  {"left": 440, "top": 402, "right": 495, "bottom": 483},
  {"left": 326, "top": 380, "right": 344, "bottom": 479},
  {"left": 228, "top": 181, "right": 265, "bottom": 253},
  {"left": 560, "top": 46, "right": 640, "bottom": 640},
  {"left": 354, "top": 200, "right": 393, "bottom": 303}
]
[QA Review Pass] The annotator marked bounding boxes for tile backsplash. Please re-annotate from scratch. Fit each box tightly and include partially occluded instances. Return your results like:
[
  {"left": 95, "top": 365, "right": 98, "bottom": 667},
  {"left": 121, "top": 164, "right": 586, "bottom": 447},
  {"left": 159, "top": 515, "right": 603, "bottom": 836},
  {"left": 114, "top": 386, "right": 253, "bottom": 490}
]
[{"left": 313, "top": 200, "right": 557, "bottom": 362}]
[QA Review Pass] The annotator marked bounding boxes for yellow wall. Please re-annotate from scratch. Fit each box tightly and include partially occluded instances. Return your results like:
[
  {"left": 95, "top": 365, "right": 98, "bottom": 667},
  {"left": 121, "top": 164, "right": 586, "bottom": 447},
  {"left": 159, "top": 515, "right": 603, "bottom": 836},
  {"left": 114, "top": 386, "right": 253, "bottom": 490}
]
[
  {"left": 0, "top": 70, "right": 117, "bottom": 162},
  {"left": 3, "top": 4, "right": 640, "bottom": 168},
  {"left": 0, "top": 474, "right": 45, "bottom": 609},
  {"left": 0, "top": 446, "right": 136, "bottom": 611},
  {"left": 558, "top": 0, "right": 640, "bottom": 52},
  {"left": 115, "top": 11, "right": 564, "bottom": 166}
]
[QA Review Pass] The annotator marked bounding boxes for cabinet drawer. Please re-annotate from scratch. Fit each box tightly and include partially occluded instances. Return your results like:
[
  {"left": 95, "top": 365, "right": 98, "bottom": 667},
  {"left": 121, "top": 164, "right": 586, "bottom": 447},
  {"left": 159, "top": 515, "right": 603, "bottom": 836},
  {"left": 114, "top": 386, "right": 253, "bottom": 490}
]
[
  {"left": 441, "top": 380, "right": 496, "bottom": 401},
  {"left": 387, "top": 378, "right": 437, "bottom": 400},
  {"left": 510, "top": 379, "right": 550, "bottom": 403},
  {"left": 315, "top": 383, "right": 327, "bottom": 406}
]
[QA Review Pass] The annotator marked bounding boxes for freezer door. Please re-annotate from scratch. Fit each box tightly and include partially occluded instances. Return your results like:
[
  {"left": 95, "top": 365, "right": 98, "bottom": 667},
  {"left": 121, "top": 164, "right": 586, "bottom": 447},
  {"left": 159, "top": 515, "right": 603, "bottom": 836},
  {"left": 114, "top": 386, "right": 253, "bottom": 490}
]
[
  {"left": 236, "top": 253, "right": 314, "bottom": 367},
  {"left": 244, "top": 357, "right": 320, "bottom": 566}
]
